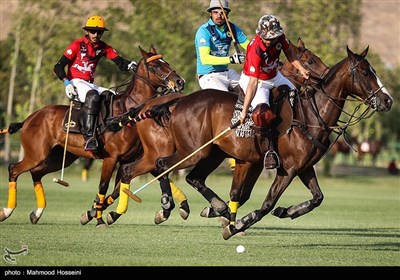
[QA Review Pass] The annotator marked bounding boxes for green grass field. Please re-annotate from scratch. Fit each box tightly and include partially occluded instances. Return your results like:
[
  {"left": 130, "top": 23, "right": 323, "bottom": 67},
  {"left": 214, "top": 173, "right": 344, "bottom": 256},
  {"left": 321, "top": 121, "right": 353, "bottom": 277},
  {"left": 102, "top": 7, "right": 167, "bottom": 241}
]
[{"left": 0, "top": 162, "right": 399, "bottom": 268}]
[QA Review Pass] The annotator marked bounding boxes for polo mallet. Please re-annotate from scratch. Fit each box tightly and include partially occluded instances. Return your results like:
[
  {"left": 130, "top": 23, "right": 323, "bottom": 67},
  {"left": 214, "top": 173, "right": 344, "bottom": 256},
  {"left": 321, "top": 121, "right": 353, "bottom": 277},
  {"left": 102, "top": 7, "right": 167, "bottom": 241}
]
[
  {"left": 124, "top": 120, "right": 241, "bottom": 202},
  {"left": 218, "top": 0, "right": 241, "bottom": 54},
  {"left": 53, "top": 100, "right": 73, "bottom": 187}
]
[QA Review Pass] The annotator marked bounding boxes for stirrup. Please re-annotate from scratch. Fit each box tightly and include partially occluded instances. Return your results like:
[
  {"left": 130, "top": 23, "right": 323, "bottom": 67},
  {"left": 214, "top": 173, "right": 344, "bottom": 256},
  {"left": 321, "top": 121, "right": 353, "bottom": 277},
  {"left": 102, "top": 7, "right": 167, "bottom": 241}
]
[
  {"left": 264, "top": 150, "right": 280, "bottom": 169},
  {"left": 84, "top": 137, "right": 98, "bottom": 152}
]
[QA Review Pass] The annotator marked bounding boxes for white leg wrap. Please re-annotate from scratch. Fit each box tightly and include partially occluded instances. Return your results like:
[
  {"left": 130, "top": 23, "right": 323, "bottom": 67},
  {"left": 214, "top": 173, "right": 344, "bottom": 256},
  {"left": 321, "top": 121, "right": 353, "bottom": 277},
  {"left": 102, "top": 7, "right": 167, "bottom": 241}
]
[
  {"left": 3, "top": 207, "right": 14, "bottom": 217},
  {"left": 34, "top": 208, "right": 44, "bottom": 218}
]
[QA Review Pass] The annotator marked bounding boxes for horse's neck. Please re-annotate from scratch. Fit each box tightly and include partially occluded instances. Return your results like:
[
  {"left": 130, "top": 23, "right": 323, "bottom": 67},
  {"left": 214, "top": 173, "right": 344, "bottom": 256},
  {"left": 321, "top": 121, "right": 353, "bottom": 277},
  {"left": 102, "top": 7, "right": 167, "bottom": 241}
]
[
  {"left": 123, "top": 75, "right": 157, "bottom": 109},
  {"left": 311, "top": 60, "right": 350, "bottom": 127}
]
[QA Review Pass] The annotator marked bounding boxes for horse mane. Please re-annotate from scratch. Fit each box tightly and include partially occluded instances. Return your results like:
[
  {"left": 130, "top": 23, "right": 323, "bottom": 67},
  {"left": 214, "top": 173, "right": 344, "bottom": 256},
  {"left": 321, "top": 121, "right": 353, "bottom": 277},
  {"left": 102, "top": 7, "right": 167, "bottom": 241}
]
[
  {"left": 322, "top": 57, "right": 347, "bottom": 84},
  {"left": 146, "top": 98, "right": 181, "bottom": 127}
]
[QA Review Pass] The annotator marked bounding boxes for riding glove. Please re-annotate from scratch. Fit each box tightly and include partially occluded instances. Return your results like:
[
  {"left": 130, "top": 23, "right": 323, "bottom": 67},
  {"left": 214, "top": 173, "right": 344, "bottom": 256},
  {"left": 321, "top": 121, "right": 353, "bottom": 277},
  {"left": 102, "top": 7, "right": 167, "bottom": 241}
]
[
  {"left": 64, "top": 80, "right": 77, "bottom": 100},
  {"left": 128, "top": 61, "right": 138, "bottom": 72},
  {"left": 229, "top": 52, "right": 246, "bottom": 64}
]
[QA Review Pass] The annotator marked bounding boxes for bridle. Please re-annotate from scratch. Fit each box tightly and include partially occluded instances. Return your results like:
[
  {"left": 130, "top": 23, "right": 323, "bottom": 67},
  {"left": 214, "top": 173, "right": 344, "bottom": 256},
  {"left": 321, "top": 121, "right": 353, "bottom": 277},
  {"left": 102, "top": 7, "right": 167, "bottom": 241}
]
[
  {"left": 105, "top": 53, "right": 184, "bottom": 131},
  {"left": 293, "top": 56, "right": 384, "bottom": 154}
]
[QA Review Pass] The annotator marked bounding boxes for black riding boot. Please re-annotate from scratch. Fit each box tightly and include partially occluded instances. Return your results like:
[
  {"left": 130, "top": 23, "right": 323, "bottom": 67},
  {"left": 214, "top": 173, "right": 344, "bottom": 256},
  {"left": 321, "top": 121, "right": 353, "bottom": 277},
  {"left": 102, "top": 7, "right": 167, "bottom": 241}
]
[
  {"left": 82, "top": 90, "right": 100, "bottom": 152},
  {"left": 83, "top": 114, "right": 98, "bottom": 152}
]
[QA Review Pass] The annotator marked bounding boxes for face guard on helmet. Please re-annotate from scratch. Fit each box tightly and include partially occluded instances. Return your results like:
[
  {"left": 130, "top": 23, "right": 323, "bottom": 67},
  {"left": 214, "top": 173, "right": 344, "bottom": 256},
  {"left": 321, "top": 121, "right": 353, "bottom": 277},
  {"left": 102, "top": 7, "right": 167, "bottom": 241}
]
[
  {"left": 207, "top": 0, "right": 230, "bottom": 12},
  {"left": 256, "top": 15, "right": 283, "bottom": 40},
  {"left": 83, "top": 15, "right": 109, "bottom": 31}
]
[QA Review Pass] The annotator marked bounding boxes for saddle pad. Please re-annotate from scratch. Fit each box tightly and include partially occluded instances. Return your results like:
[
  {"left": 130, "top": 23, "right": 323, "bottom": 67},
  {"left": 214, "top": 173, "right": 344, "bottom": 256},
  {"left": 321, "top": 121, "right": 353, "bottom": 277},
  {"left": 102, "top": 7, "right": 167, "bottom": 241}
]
[{"left": 231, "top": 100, "right": 255, "bottom": 138}]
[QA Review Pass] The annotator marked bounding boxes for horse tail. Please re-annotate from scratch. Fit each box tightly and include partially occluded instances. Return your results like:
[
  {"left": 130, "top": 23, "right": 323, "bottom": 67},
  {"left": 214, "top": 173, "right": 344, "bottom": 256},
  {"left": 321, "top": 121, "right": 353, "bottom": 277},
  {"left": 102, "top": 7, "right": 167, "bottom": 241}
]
[
  {"left": 146, "top": 98, "right": 180, "bottom": 127},
  {"left": 0, "top": 122, "right": 24, "bottom": 134}
]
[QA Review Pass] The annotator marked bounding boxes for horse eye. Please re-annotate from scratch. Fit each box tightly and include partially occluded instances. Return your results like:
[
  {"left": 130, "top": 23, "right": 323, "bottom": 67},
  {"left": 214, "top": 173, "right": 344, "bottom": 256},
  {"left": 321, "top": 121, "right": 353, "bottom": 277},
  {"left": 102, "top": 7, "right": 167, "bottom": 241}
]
[{"left": 308, "top": 58, "right": 314, "bottom": 64}]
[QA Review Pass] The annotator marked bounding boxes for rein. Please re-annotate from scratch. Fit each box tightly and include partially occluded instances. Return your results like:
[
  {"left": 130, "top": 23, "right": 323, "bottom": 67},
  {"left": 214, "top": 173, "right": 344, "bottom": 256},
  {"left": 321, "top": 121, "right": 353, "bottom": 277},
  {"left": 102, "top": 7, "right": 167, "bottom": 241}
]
[
  {"left": 105, "top": 53, "right": 181, "bottom": 131},
  {"left": 291, "top": 57, "right": 380, "bottom": 154}
]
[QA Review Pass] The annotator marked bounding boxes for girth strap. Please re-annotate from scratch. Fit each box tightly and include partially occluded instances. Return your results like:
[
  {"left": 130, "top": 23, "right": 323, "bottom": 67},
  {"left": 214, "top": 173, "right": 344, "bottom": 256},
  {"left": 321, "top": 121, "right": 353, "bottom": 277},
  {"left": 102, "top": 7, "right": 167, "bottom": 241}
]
[{"left": 291, "top": 119, "right": 328, "bottom": 151}]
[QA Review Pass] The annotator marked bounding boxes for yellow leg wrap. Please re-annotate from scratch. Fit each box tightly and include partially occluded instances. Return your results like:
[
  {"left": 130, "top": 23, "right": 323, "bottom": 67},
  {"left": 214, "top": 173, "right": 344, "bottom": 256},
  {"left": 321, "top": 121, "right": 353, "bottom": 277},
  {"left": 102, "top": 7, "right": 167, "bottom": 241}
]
[
  {"left": 170, "top": 180, "right": 187, "bottom": 204},
  {"left": 7, "top": 182, "right": 17, "bottom": 209},
  {"left": 228, "top": 158, "right": 236, "bottom": 170},
  {"left": 96, "top": 194, "right": 105, "bottom": 219},
  {"left": 34, "top": 182, "right": 46, "bottom": 208},
  {"left": 106, "top": 195, "right": 114, "bottom": 205},
  {"left": 82, "top": 169, "right": 88, "bottom": 182},
  {"left": 228, "top": 201, "right": 239, "bottom": 225},
  {"left": 116, "top": 183, "right": 130, "bottom": 214}
]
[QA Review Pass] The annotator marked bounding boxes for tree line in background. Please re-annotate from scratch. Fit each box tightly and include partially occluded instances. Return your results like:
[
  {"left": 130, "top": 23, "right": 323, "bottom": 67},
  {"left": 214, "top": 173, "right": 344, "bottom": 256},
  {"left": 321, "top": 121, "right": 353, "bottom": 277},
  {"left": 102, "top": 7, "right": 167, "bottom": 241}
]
[{"left": 0, "top": 0, "right": 399, "bottom": 163}]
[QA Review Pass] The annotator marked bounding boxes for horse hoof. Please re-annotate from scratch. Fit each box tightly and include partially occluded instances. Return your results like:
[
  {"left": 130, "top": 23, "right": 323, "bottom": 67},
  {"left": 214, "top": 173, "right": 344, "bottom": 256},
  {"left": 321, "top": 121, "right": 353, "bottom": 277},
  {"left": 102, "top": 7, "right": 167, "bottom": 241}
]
[
  {"left": 222, "top": 225, "right": 235, "bottom": 240},
  {"left": 0, "top": 210, "right": 8, "bottom": 222},
  {"left": 200, "top": 207, "right": 210, "bottom": 218},
  {"left": 200, "top": 206, "right": 221, "bottom": 218},
  {"left": 154, "top": 210, "right": 167, "bottom": 225},
  {"left": 96, "top": 218, "right": 107, "bottom": 228},
  {"left": 0, "top": 208, "right": 13, "bottom": 222},
  {"left": 96, "top": 223, "right": 108, "bottom": 228},
  {"left": 271, "top": 206, "right": 289, "bottom": 218},
  {"left": 218, "top": 216, "right": 230, "bottom": 228},
  {"left": 80, "top": 211, "right": 94, "bottom": 225},
  {"left": 179, "top": 200, "right": 190, "bottom": 220},
  {"left": 29, "top": 211, "right": 40, "bottom": 224},
  {"left": 106, "top": 211, "right": 121, "bottom": 225}
]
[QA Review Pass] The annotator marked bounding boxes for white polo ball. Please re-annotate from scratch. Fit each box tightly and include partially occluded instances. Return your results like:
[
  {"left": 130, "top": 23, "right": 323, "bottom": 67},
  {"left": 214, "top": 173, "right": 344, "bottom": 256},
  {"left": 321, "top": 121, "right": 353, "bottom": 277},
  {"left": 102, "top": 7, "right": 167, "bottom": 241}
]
[{"left": 236, "top": 245, "right": 245, "bottom": 253}]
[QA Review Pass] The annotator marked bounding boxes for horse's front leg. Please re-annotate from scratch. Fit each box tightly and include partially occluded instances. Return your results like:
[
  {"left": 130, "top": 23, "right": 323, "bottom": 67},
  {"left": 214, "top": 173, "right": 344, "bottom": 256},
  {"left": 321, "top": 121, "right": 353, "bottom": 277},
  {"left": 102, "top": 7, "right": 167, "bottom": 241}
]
[
  {"left": 80, "top": 159, "right": 116, "bottom": 228},
  {"left": 223, "top": 171, "right": 294, "bottom": 240},
  {"left": 272, "top": 166, "right": 324, "bottom": 219}
]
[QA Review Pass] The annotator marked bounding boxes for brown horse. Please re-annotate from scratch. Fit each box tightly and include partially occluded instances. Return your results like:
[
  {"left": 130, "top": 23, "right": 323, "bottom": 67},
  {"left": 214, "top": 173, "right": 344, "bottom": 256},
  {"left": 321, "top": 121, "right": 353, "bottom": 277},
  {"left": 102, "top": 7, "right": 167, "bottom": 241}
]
[
  {"left": 104, "top": 38, "right": 330, "bottom": 225},
  {"left": 115, "top": 45, "right": 393, "bottom": 239},
  {"left": 0, "top": 45, "right": 186, "bottom": 226}
]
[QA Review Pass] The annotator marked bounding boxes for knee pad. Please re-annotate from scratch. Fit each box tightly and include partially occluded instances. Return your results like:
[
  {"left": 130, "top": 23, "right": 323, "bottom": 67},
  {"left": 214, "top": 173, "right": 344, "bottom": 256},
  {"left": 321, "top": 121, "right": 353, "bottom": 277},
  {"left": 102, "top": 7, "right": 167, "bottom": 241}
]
[{"left": 251, "top": 103, "right": 276, "bottom": 127}]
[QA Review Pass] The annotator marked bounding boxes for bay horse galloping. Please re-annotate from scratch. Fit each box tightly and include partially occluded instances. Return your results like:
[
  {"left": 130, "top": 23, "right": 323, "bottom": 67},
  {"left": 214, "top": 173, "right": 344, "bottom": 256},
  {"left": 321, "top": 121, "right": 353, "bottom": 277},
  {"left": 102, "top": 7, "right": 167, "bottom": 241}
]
[
  {"left": 119, "top": 45, "right": 392, "bottom": 238},
  {"left": 105, "top": 38, "right": 329, "bottom": 225},
  {"left": 0, "top": 46, "right": 186, "bottom": 226}
]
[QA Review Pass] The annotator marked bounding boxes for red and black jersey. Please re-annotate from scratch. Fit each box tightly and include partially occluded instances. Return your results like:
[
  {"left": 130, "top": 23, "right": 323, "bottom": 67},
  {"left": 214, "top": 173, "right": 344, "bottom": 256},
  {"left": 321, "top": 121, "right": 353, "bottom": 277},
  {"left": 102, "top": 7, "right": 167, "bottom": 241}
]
[
  {"left": 242, "top": 34, "right": 290, "bottom": 80},
  {"left": 63, "top": 36, "right": 119, "bottom": 82}
]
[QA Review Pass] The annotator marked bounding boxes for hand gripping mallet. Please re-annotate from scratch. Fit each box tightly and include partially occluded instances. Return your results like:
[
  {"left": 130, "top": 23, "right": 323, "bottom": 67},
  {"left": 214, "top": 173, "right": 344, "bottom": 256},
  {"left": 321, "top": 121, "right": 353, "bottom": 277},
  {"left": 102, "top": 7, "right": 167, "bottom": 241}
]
[
  {"left": 124, "top": 120, "right": 241, "bottom": 202},
  {"left": 218, "top": 0, "right": 241, "bottom": 54},
  {"left": 53, "top": 100, "right": 73, "bottom": 187}
]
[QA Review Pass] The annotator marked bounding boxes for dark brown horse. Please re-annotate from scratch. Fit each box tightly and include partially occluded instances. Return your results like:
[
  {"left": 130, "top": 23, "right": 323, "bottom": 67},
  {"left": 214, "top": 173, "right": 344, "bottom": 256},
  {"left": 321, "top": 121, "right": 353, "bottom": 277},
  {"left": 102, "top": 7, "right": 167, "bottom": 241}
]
[
  {"left": 104, "top": 38, "right": 330, "bottom": 225},
  {"left": 115, "top": 45, "right": 393, "bottom": 239},
  {"left": 0, "top": 45, "right": 185, "bottom": 226}
]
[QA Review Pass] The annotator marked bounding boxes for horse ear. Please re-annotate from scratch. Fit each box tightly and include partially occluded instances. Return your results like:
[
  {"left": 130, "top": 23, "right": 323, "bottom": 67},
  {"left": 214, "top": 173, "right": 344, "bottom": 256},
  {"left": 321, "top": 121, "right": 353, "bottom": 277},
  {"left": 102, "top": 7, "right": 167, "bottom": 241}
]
[
  {"left": 360, "top": 45, "right": 369, "bottom": 58},
  {"left": 346, "top": 45, "right": 355, "bottom": 59},
  {"left": 139, "top": 45, "right": 147, "bottom": 58},
  {"left": 297, "top": 37, "right": 305, "bottom": 48},
  {"left": 150, "top": 44, "right": 157, "bottom": 54}
]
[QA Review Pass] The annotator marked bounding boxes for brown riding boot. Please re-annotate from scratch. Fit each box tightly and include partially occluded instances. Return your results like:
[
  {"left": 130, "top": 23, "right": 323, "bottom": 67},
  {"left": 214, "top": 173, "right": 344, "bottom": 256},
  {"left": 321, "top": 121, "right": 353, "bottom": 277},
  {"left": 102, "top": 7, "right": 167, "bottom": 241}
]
[{"left": 264, "top": 150, "right": 279, "bottom": 169}]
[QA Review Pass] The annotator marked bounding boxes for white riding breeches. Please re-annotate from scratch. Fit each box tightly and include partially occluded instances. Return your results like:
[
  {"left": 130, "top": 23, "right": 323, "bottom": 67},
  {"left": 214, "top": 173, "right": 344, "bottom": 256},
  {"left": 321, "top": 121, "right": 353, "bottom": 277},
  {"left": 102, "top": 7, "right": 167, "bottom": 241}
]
[
  {"left": 239, "top": 71, "right": 296, "bottom": 108},
  {"left": 198, "top": 69, "right": 241, "bottom": 91},
  {"left": 70, "top": 78, "right": 116, "bottom": 103}
]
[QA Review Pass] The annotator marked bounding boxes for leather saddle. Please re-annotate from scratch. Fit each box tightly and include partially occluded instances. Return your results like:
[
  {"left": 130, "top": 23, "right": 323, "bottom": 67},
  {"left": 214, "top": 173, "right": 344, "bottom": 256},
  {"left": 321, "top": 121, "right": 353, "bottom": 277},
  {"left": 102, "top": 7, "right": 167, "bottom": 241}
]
[{"left": 61, "top": 91, "right": 115, "bottom": 135}]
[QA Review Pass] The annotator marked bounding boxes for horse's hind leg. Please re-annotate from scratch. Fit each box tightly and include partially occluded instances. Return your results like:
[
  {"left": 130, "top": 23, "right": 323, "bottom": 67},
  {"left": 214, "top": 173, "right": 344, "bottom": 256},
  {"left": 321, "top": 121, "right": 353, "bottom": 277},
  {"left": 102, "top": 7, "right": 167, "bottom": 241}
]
[
  {"left": 185, "top": 147, "right": 230, "bottom": 220},
  {"left": 0, "top": 146, "right": 55, "bottom": 222},
  {"left": 153, "top": 173, "right": 176, "bottom": 225},
  {"left": 29, "top": 149, "right": 78, "bottom": 224},
  {"left": 272, "top": 167, "right": 323, "bottom": 219}
]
